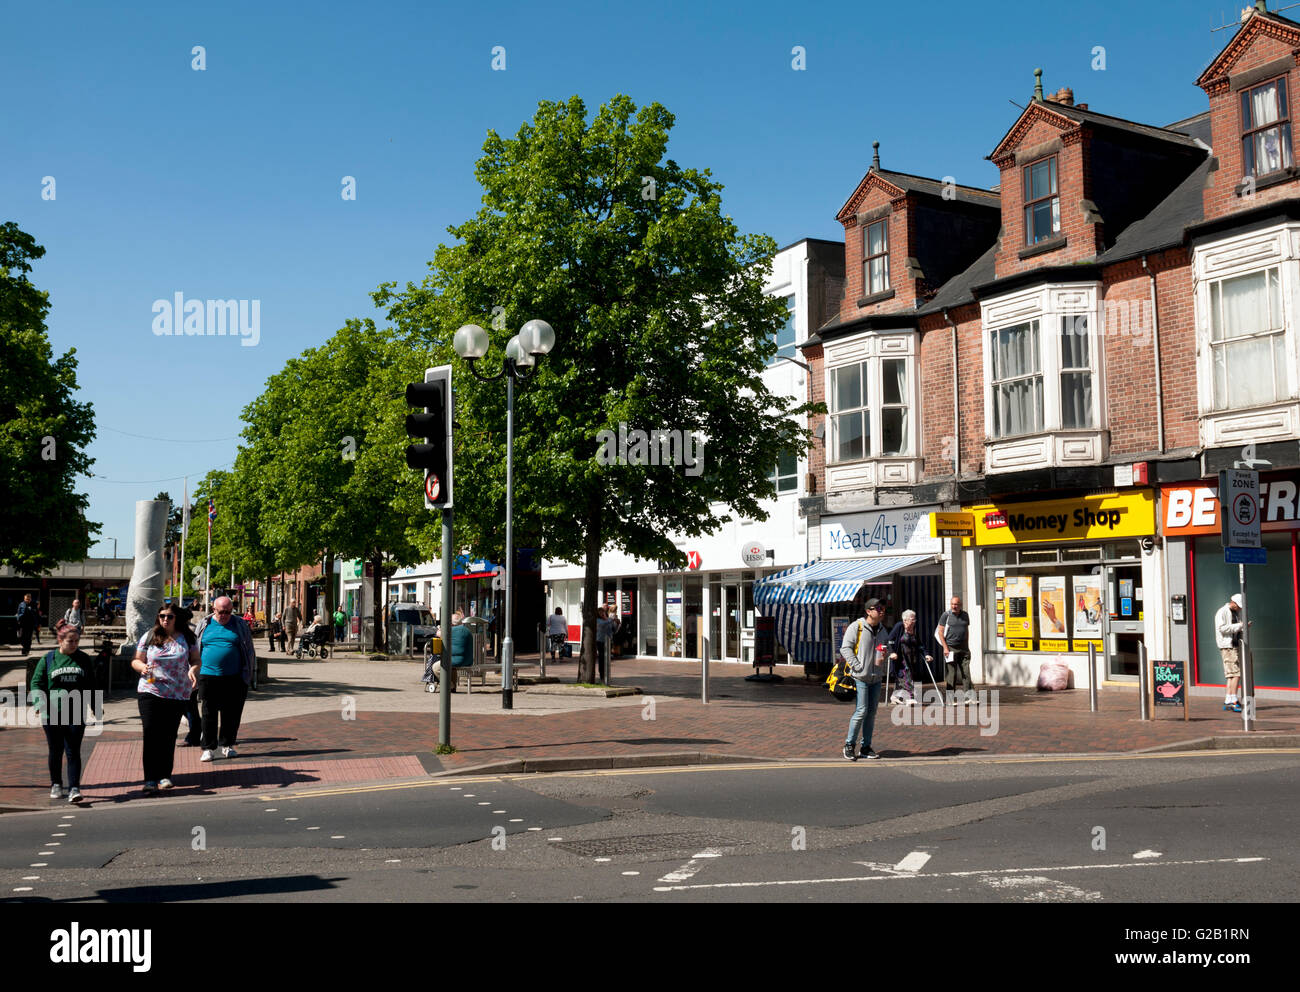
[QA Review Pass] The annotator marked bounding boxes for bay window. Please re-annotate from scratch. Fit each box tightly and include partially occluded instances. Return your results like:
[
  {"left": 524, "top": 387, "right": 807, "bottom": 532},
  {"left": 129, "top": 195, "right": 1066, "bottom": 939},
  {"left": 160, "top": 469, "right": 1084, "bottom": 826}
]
[
  {"left": 1209, "top": 267, "right": 1287, "bottom": 410},
  {"left": 991, "top": 320, "right": 1045, "bottom": 437},
  {"left": 829, "top": 351, "right": 915, "bottom": 463}
]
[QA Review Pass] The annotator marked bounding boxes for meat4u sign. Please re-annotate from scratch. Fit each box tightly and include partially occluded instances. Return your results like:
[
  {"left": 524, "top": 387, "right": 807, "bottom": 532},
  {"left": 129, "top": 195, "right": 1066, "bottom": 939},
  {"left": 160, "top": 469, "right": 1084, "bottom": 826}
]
[{"left": 1162, "top": 476, "right": 1300, "bottom": 535}]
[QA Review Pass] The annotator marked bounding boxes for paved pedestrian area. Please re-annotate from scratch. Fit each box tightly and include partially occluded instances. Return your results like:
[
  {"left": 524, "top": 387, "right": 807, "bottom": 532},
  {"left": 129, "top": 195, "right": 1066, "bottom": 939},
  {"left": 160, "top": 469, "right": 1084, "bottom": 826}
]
[{"left": 3, "top": 647, "right": 1297, "bottom": 810}]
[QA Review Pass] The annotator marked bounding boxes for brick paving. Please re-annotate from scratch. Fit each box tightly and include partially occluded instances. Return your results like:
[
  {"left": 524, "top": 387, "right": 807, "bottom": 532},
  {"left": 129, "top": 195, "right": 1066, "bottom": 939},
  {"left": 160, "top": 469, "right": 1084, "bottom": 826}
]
[{"left": 3, "top": 654, "right": 1297, "bottom": 810}]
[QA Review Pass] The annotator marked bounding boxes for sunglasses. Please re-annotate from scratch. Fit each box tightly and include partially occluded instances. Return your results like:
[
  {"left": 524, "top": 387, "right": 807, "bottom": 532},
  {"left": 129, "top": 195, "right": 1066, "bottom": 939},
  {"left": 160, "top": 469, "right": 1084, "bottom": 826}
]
[{"left": 159, "top": 613, "right": 176, "bottom": 620}]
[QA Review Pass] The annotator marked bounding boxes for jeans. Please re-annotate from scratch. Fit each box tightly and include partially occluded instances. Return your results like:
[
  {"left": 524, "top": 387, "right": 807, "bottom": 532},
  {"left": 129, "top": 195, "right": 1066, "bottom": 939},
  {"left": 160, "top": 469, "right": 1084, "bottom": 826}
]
[
  {"left": 845, "top": 679, "right": 882, "bottom": 753},
  {"left": 198, "top": 675, "right": 248, "bottom": 750},
  {"left": 945, "top": 650, "right": 973, "bottom": 695},
  {"left": 42, "top": 722, "right": 85, "bottom": 788},
  {"left": 137, "top": 692, "right": 186, "bottom": 783}
]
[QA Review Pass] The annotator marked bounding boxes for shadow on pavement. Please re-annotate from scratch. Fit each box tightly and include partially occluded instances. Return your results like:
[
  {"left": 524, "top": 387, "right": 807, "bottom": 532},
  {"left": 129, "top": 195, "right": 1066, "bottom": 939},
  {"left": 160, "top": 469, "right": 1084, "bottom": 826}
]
[{"left": 72, "top": 875, "right": 347, "bottom": 903}]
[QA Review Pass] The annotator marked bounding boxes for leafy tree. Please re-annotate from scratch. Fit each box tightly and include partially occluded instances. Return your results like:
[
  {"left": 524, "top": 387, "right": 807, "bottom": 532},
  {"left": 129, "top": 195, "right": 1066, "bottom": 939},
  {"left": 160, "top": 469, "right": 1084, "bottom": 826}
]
[
  {"left": 0, "top": 222, "right": 98, "bottom": 573},
  {"left": 237, "top": 319, "right": 423, "bottom": 638},
  {"left": 375, "top": 95, "right": 811, "bottom": 681}
]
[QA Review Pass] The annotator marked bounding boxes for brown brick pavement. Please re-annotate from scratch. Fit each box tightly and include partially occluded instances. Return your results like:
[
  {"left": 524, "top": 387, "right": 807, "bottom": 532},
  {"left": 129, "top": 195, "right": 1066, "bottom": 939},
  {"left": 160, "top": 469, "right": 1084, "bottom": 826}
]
[{"left": 3, "top": 657, "right": 1297, "bottom": 810}]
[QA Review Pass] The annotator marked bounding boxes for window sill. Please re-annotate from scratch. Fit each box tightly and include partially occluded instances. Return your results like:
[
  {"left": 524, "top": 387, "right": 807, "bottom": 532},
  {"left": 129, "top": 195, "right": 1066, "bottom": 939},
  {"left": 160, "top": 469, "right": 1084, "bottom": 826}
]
[
  {"left": 1199, "top": 402, "right": 1300, "bottom": 447},
  {"left": 984, "top": 430, "right": 1109, "bottom": 474},
  {"left": 1238, "top": 168, "right": 1299, "bottom": 195},
  {"left": 857, "top": 289, "right": 896, "bottom": 308},
  {"left": 1018, "top": 236, "right": 1068, "bottom": 260}
]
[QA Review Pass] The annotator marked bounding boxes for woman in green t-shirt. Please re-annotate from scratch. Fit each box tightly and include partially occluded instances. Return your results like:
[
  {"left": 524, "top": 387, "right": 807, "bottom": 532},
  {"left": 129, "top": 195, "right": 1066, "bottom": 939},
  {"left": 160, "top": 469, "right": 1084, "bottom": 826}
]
[{"left": 29, "top": 622, "right": 96, "bottom": 802}]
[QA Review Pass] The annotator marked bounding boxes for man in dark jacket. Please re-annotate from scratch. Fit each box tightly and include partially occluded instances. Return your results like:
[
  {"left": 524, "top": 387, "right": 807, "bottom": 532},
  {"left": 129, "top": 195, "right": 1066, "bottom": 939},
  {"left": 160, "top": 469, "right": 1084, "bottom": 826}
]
[{"left": 17, "top": 593, "right": 40, "bottom": 656}]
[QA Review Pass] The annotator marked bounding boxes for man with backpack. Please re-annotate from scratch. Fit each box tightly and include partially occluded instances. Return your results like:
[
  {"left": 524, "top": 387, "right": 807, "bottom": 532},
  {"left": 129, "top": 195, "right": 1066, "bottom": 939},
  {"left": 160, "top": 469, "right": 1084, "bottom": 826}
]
[{"left": 841, "top": 598, "right": 891, "bottom": 761}]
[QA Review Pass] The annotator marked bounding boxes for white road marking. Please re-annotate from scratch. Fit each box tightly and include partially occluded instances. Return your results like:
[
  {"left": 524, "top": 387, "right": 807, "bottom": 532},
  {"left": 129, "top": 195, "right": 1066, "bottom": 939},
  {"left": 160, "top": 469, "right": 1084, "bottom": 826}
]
[
  {"left": 1133, "top": 850, "right": 1162, "bottom": 859},
  {"left": 895, "top": 851, "right": 932, "bottom": 873},
  {"left": 594, "top": 857, "right": 611, "bottom": 863},
  {"left": 46, "top": 842, "right": 60, "bottom": 847},
  {"left": 493, "top": 810, "right": 506, "bottom": 813},
  {"left": 509, "top": 819, "right": 523, "bottom": 822},
  {"left": 651, "top": 857, "right": 1266, "bottom": 892},
  {"left": 264, "top": 808, "right": 277, "bottom": 812},
  {"left": 22, "top": 876, "right": 39, "bottom": 881},
  {"left": 657, "top": 848, "right": 726, "bottom": 884},
  {"left": 13, "top": 887, "right": 32, "bottom": 893},
  {"left": 51, "top": 833, "right": 66, "bottom": 837},
  {"left": 30, "top": 863, "right": 47, "bottom": 868},
  {"left": 38, "top": 851, "right": 54, "bottom": 856},
  {"left": 306, "top": 827, "right": 320, "bottom": 831},
  {"left": 548, "top": 837, "right": 563, "bottom": 842},
  {"left": 331, "top": 835, "right": 345, "bottom": 839},
  {"left": 527, "top": 827, "right": 542, "bottom": 831},
  {"left": 984, "top": 875, "right": 1101, "bottom": 901},
  {"left": 622, "top": 871, "right": 640, "bottom": 876}
]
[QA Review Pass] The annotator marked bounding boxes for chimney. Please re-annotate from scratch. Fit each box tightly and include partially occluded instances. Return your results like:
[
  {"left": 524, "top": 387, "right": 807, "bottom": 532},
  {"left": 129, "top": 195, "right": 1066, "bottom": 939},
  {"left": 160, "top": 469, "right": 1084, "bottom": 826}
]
[{"left": 1046, "top": 87, "right": 1075, "bottom": 106}]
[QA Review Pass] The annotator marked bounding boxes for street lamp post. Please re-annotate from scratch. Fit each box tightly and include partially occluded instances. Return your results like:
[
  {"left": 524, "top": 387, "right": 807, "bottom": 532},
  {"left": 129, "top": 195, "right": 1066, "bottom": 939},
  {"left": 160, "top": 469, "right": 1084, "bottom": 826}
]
[{"left": 453, "top": 318, "right": 556, "bottom": 710}]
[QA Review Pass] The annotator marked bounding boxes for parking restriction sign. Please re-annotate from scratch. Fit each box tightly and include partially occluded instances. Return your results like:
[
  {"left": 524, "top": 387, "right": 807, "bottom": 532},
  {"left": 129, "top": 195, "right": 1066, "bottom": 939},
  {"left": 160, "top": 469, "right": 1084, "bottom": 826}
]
[{"left": 1219, "top": 469, "right": 1262, "bottom": 562}]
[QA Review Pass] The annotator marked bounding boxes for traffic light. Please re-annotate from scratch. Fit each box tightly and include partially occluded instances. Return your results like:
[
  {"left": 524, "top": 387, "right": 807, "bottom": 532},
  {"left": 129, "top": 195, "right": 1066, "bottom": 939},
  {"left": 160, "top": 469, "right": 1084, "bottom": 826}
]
[{"left": 405, "top": 364, "right": 453, "bottom": 508}]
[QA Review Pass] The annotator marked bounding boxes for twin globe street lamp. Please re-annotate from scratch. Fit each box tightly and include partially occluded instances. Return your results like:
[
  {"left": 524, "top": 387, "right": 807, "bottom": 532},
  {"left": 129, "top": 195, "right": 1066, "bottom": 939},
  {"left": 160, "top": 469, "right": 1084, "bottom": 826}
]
[{"left": 453, "top": 318, "right": 556, "bottom": 710}]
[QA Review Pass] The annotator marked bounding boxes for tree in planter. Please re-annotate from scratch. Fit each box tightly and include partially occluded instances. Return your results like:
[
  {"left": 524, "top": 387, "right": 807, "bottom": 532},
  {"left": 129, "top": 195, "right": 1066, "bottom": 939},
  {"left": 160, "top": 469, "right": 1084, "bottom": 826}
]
[
  {"left": 1, "top": 222, "right": 99, "bottom": 573},
  {"left": 375, "top": 95, "right": 814, "bottom": 682}
]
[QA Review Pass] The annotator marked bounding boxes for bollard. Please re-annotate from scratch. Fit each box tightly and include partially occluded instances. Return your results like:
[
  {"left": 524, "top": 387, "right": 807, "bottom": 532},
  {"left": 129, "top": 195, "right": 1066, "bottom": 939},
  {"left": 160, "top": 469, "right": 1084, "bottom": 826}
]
[
  {"left": 1138, "top": 639, "right": 1150, "bottom": 721},
  {"left": 604, "top": 634, "right": 613, "bottom": 687},
  {"left": 1087, "top": 641, "right": 1098, "bottom": 713}
]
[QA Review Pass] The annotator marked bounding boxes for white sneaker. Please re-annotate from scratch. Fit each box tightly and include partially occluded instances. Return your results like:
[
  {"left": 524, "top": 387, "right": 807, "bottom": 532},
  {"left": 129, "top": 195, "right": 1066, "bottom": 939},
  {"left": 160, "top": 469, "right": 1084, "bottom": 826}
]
[
  {"left": 905, "top": 697, "right": 918, "bottom": 705},
  {"left": 158, "top": 778, "right": 174, "bottom": 790},
  {"left": 50, "top": 784, "right": 62, "bottom": 800},
  {"left": 222, "top": 746, "right": 237, "bottom": 758},
  {"left": 200, "top": 750, "right": 214, "bottom": 762},
  {"left": 68, "top": 788, "right": 82, "bottom": 803}
]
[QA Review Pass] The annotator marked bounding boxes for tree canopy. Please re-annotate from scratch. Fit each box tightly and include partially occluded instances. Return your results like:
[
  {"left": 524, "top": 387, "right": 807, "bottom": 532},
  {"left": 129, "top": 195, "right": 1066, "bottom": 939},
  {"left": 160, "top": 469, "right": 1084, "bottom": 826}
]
[
  {"left": 375, "top": 95, "right": 812, "bottom": 679},
  {"left": 0, "top": 222, "right": 98, "bottom": 574}
]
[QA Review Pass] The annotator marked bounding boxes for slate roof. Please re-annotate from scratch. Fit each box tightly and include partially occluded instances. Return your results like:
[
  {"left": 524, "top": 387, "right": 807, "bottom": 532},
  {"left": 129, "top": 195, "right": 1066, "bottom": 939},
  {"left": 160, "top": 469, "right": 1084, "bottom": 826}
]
[
  {"left": 870, "top": 168, "right": 1001, "bottom": 207},
  {"left": 1098, "top": 156, "right": 1213, "bottom": 263},
  {"left": 915, "top": 243, "right": 998, "bottom": 315}
]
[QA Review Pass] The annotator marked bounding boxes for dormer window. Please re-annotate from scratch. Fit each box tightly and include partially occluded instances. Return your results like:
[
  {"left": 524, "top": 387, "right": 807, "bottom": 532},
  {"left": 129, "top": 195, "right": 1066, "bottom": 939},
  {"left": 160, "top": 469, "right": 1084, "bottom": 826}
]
[
  {"left": 1023, "top": 156, "right": 1060, "bottom": 244},
  {"left": 862, "top": 220, "right": 890, "bottom": 295},
  {"left": 1241, "top": 77, "right": 1293, "bottom": 177}
]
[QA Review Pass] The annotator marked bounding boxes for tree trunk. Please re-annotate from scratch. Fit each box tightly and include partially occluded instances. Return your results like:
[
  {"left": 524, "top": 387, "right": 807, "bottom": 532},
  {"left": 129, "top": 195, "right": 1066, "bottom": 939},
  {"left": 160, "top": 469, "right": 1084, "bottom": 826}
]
[
  {"left": 578, "top": 507, "right": 602, "bottom": 684},
  {"left": 323, "top": 547, "right": 335, "bottom": 642},
  {"left": 370, "top": 550, "right": 384, "bottom": 653}
]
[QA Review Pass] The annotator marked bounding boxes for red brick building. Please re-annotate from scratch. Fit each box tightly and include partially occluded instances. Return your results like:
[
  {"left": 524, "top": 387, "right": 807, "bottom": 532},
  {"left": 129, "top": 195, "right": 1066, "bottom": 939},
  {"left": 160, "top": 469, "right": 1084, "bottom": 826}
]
[{"left": 797, "top": 2, "right": 1300, "bottom": 692}]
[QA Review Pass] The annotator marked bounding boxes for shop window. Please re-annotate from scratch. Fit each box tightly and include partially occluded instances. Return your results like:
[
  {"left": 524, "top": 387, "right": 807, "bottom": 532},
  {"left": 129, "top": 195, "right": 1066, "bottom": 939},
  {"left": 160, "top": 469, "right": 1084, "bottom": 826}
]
[{"left": 1192, "top": 532, "right": 1298, "bottom": 689}]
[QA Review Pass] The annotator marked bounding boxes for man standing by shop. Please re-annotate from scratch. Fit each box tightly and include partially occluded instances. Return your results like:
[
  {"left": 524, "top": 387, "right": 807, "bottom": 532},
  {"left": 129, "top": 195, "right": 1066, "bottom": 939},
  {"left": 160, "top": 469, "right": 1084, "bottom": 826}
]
[
  {"left": 1215, "top": 594, "right": 1248, "bottom": 713},
  {"left": 842, "top": 598, "right": 890, "bottom": 761},
  {"left": 935, "top": 595, "right": 975, "bottom": 706},
  {"left": 191, "top": 595, "right": 256, "bottom": 762}
]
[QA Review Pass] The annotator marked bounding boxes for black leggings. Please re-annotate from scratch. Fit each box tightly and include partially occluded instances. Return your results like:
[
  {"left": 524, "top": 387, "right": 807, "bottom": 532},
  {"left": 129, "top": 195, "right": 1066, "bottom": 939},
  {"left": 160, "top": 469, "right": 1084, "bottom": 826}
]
[{"left": 42, "top": 723, "right": 86, "bottom": 789}]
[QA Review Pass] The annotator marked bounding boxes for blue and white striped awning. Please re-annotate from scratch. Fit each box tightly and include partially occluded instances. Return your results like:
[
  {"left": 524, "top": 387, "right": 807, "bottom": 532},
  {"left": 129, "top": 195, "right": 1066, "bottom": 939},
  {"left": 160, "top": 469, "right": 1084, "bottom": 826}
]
[
  {"left": 753, "top": 554, "right": 939, "bottom": 663},
  {"left": 753, "top": 554, "right": 937, "bottom": 607}
]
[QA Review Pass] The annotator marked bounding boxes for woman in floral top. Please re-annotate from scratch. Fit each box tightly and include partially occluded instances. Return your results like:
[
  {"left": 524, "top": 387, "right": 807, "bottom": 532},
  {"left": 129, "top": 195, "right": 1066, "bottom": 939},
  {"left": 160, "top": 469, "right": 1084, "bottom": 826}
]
[{"left": 132, "top": 606, "right": 200, "bottom": 793}]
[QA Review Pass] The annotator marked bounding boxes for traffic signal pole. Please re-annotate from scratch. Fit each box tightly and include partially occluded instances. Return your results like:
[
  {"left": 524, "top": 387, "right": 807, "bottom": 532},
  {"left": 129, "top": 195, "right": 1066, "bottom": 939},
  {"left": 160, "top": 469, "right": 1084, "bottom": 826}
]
[{"left": 439, "top": 506, "right": 453, "bottom": 747}]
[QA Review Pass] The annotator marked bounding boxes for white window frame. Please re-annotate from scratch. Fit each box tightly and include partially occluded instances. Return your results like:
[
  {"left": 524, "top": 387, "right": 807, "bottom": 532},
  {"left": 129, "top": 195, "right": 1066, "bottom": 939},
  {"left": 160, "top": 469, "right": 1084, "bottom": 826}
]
[
  {"left": 980, "top": 283, "right": 1106, "bottom": 473},
  {"left": 823, "top": 330, "right": 921, "bottom": 491},
  {"left": 1193, "top": 224, "right": 1300, "bottom": 447}
]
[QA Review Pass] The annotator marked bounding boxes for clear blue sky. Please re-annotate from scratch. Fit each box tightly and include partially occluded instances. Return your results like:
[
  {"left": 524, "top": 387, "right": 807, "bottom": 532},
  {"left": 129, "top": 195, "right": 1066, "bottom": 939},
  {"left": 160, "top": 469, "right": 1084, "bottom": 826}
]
[{"left": 2, "top": 0, "right": 1235, "bottom": 553}]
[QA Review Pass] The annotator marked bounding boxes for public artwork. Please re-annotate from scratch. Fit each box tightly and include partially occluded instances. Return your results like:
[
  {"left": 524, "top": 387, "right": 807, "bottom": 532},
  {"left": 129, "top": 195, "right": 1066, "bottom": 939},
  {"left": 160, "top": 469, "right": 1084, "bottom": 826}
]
[{"left": 124, "top": 500, "right": 168, "bottom": 652}]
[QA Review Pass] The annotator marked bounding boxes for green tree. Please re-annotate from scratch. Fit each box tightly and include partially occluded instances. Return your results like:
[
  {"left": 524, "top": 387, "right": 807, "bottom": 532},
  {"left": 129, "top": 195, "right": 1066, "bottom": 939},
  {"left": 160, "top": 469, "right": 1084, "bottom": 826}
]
[
  {"left": 238, "top": 319, "right": 423, "bottom": 639},
  {"left": 375, "top": 95, "right": 812, "bottom": 681},
  {"left": 0, "top": 222, "right": 98, "bottom": 573}
]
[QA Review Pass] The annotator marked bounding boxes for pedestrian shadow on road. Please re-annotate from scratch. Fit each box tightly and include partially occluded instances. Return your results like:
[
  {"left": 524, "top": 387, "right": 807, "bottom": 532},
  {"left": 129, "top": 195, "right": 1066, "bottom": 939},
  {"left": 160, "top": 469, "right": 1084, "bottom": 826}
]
[{"left": 62, "top": 875, "right": 346, "bottom": 903}]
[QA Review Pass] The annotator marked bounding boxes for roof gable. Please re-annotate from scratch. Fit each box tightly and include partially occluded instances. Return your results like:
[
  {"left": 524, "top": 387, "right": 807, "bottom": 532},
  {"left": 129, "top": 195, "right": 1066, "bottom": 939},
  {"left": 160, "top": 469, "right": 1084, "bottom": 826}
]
[
  {"left": 836, "top": 169, "right": 908, "bottom": 222},
  {"left": 988, "top": 101, "right": 1080, "bottom": 163},
  {"left": 1196, "top": 9, "right": 1300, "bottom": 91}
]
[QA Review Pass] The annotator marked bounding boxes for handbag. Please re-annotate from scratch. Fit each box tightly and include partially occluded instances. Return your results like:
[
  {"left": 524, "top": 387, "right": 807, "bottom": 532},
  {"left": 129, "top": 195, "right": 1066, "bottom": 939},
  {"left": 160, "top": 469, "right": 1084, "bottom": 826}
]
[{"left": 826, "top": 622, "right": 864, "bottom": 700}]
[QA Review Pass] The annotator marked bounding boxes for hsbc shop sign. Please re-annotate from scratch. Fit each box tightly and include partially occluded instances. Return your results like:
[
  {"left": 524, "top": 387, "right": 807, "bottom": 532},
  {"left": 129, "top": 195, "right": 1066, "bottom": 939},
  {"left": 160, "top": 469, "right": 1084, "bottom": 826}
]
[{"left": 1162, "top": 477, "right": 1300, "bottom": 535}]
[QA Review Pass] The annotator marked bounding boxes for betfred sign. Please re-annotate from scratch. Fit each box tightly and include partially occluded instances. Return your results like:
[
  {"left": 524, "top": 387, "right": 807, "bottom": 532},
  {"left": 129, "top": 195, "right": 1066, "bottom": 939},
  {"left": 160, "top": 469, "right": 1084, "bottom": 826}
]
[{"left": 1162, "top": 477, "right": 1300, "bottom": 536}]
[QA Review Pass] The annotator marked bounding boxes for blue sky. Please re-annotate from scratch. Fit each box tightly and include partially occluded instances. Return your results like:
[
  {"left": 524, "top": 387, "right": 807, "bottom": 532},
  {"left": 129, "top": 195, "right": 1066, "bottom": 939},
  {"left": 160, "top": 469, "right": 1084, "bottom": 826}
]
[{"left": 2, "top": 0, "right": 1239, "bottom": 553}]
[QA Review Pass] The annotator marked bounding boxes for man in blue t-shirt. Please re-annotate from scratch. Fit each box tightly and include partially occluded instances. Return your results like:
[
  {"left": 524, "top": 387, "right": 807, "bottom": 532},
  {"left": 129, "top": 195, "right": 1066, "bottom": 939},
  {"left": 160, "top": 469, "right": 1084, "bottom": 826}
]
[{"left": 191, "top": 595, "right": 256, "bottom": 762}]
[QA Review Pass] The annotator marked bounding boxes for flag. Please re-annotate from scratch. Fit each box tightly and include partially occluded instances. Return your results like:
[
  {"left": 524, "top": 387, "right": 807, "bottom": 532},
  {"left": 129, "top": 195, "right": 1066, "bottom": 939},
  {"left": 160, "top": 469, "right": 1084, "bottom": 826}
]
[
  {"left": 181, "top": 487, "right": 190, "bottom": 540},
  {"left": 208, "top": 498, "right": 216, "bottom": 531}
]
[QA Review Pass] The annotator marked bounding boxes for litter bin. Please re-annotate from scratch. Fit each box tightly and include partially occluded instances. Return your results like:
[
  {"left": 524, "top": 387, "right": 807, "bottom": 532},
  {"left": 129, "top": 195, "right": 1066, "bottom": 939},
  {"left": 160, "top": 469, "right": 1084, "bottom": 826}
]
[{"left": 461, "top": 616, "right": 491, "bottom": 692}]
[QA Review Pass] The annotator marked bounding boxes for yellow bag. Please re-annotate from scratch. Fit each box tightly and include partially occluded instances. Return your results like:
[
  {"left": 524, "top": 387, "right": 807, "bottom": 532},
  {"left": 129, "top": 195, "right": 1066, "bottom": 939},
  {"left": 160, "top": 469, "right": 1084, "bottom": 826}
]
[{"left": 825, "top": 622, "right": 862, "bottom": 700}]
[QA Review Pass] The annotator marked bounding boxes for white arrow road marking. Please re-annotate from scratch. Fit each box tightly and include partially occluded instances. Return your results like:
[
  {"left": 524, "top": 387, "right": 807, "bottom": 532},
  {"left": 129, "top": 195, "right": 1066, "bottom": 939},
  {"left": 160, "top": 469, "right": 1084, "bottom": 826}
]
[
  {"left": 894, "top": 851, "right": 932, "bottom": 873},
  {"left": 651, "top": 857, "right": 1266, "bottom": 892},
  {"left": 657, "top": 848, "right": 725, "bottom": 884},
  {"left": 1132, "top": 850, "right": 1162, "bottom": 859}
]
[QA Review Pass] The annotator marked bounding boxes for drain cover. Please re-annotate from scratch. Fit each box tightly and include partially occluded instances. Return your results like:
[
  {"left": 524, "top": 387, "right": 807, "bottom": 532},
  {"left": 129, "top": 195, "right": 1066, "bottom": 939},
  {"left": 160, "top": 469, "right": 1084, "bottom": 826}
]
[{"left": 553, "top": 832, "right": 732, "bottom": 858}]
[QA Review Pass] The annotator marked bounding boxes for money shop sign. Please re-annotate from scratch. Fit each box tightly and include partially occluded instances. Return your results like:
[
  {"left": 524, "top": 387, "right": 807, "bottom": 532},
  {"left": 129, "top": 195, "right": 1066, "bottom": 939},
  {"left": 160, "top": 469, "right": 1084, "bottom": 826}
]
[{"left": 963, "top": 491, "right": 1155, "bottom": 546}]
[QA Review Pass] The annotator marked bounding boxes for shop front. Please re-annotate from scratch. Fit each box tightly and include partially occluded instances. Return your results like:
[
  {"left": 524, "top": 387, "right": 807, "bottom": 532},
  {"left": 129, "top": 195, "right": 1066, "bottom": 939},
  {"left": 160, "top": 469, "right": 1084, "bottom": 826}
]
[
  {"left": 754, "top": 505, "right": 944, "bottom": 674},
  {"left": 961, "top": 490, "right": 1159, "bottom": 688},
  {"left": 1161, "top": 475, "right": 1300, "bottom": 691}
]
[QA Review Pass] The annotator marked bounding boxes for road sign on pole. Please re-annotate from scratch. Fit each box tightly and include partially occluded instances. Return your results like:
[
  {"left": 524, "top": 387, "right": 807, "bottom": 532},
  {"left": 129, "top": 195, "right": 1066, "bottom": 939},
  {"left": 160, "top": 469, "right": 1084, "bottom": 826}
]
[{"left": 1219, "top": 468, "right": 1259, "bottom": 732}]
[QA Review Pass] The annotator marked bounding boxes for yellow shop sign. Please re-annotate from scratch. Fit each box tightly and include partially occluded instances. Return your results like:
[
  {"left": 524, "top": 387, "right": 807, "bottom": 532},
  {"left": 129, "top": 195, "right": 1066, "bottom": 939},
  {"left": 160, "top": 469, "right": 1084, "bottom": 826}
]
[{"left": 963, "top": 491, "right": 1154, "bottom": 546}]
